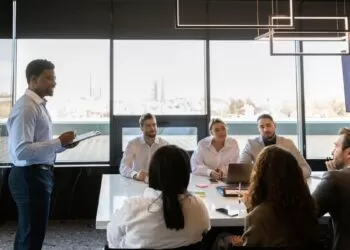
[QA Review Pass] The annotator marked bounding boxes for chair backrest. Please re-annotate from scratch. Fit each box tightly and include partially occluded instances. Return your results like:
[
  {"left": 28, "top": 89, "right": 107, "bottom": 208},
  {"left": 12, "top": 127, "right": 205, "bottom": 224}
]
[{"left": 105, "top": 242, "right": 202, "bottom": 250}]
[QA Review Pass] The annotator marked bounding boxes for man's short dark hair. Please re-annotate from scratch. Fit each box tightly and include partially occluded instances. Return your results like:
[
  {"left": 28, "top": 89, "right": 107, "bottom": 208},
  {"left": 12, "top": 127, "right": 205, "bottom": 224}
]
[
  {"left": 339, "top": 128, "right": 350, "bottom": 150},
  {"left": 139, "top": 113, "right": 156, "bottom": 127},
  {"left": 257, "top": 113, "right": 274, "bottom": 122},
  {"left": 26, "top": 59, "right": 55, "bottom": 84}
]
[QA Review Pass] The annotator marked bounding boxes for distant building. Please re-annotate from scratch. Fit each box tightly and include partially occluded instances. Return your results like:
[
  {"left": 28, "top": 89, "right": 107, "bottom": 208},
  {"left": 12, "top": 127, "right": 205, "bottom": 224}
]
[
  {"left": 89, "top": 73, "right": 102, "bottom": 99},
  {"left": 151, "top": 80, "right": 158, "bottom": 101}
]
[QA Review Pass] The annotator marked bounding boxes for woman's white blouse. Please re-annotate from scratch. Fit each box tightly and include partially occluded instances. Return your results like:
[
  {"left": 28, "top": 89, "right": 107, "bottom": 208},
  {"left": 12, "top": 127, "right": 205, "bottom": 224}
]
[
  {"left": 107, "top": 187, "right": 211, "bottom": 249},
  {"left": 191, "top": 136, "right": 240, "bottom": 177}
]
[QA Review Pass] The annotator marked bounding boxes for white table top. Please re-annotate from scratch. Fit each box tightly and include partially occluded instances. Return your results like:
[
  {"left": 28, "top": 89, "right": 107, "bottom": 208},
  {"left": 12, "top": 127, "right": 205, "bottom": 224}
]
[{"left": 96, "top": 171, "right": 328, "bottom": 230}]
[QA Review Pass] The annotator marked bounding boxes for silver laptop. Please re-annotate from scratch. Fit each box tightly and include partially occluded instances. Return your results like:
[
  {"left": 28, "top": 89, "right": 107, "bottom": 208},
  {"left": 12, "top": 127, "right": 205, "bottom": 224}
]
[{"left": 222, "top": 163, "right": 253, "bottom": 186}]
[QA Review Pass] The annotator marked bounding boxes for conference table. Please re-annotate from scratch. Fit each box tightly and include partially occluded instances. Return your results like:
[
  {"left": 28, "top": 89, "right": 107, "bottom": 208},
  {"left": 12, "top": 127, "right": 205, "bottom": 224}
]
[{"left": 95, "top": 171, "right": 328, "bottom": 230}]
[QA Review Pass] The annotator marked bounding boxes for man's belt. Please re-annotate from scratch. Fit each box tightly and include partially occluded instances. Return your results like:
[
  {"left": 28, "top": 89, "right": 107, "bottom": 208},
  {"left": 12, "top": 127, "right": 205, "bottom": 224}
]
[
  {"left": 31, "top": 164, "right": 54, "bottom": 171},
  {"left": 10, "top": 164, "right": 54, "bottom": 171}
]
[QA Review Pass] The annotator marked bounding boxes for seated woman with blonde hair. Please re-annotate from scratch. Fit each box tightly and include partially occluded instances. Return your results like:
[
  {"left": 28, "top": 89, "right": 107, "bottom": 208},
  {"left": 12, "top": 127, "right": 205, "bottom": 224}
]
[
  {"left": 107, "top": 145, "right": 210, "bottom": 249},
  {"left": 191, "top": 118, "right": 240, "bottom": 181}
]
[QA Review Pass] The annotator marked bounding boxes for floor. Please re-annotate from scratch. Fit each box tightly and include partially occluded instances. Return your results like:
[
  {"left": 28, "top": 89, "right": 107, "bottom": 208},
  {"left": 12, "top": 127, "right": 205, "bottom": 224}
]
[
  {"left": 0, "top": 220, "right": 333, "bottom": 250},
  {"left": 0, "top": 220, "right": 106, "bottom": 250}
]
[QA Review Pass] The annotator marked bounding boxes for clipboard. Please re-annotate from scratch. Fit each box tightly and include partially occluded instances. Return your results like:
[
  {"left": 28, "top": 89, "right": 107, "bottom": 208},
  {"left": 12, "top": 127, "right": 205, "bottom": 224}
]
[{"left": 72, "top": 131, "right": 102, "bottom": 143}]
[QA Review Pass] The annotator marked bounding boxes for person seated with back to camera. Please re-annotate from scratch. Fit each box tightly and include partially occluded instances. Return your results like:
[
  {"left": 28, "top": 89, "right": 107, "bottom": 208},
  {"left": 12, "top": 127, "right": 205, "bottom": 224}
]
[
  {"left": 191, "top": 118, "right": 240, "bottom": 181},
  {"left": 107, "top": 145, "right": 211, "bottom": 249},
  {"left": 214, "top": 145, "right": 319, "bottom": 250}
]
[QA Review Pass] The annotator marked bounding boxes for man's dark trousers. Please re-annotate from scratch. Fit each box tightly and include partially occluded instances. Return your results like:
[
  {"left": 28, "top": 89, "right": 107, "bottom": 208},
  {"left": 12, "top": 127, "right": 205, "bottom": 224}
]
[{"left": 8, "top": 167, "right": 54, "bottom": 250}]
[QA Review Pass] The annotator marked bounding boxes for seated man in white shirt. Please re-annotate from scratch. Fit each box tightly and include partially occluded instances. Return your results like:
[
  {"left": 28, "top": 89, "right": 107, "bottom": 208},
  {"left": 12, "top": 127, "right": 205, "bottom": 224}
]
[
  {"left": 191, "top": 118, "right": 240, "bottom": 180},
  {"left": 239, "top": 114, "right": 311, "bottom": 178},
  {"left": 119, "top": 113, "right": 168, "bottom": 181},
  {"left": 107, "top": 145, "right": 211, "bottom": 249}
]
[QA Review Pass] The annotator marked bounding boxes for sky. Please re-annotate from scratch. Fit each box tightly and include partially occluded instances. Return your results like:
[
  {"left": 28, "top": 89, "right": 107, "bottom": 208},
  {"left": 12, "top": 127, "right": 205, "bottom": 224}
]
[
  {"left": 114, "top": 40, "right": 205, "bottom": 101},
  {"left": 0, "top": 38, "right": 348, "bottom": 115},
  {"left": 15, "top": 39, "right": 110, "bottom": 100}
]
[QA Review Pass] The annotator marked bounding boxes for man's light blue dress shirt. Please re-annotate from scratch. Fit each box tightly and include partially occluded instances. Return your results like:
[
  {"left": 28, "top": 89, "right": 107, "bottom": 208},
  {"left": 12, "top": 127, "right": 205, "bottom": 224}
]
[{"left": 7, "top": 89, "right": 64, "bottom": 167}]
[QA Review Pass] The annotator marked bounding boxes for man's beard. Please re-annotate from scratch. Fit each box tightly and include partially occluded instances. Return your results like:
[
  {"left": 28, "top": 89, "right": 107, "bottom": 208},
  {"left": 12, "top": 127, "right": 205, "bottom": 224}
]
[
  {"left": 264, "top": 133, "right": 276, "bottom": 140},
  {"left": 146, "top": 132, "right": 156, "bottom": 139},
  {"left": 335, "top": 159, "right": 345, "bottom": 170}
]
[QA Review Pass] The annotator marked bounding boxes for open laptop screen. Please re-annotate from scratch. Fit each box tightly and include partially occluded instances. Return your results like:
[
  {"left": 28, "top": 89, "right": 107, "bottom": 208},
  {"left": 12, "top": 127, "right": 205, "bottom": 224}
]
[{"left": 223, "top": 163, "right": 253, "bottom": 184}]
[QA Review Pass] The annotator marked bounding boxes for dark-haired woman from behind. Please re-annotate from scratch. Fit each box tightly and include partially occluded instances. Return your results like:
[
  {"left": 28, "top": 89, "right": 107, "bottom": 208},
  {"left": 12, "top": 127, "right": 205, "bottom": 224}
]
[
  {"left": 238, "top": 145, "right": 319, "bottom": 247},
  {"left": 107, "top": 145, "right": 211, "bottom": 249}
]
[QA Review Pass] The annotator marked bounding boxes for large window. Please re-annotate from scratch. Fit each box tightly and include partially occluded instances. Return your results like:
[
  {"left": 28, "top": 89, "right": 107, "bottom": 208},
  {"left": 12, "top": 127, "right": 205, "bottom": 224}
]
[
  {"left": 210, "top": 41, "right": 298, "bottom": 151},
  {"left": 303, "top": 42, "right": 350, "bottom": 159},
  {"left": 16, "top": 39, "right": 110, "bottom": 163},
  {"left": 113, "top": 40, "right": 206, "bottom": 115},
  {"left": 0, "top": 39, "right": 12, "bottom": 164}
]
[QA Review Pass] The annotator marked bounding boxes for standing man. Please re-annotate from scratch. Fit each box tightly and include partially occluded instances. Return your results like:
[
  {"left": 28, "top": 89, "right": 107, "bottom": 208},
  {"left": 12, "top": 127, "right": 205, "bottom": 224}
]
[
  {"left": 119, "top": 113, "right": 168, "bottom": 181},
  {"left": 239, "top": 114, "right": 311, "bottom": 178},
  {"left": 312, "top": 128, "right": 350, "bottom": 250},
  {"left": 7, "top": 59, "right": 78, "bottom": 250}
]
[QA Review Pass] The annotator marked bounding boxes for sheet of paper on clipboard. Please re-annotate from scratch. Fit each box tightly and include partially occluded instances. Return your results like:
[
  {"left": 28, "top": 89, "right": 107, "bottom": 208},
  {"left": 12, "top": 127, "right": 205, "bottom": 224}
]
[{"left": 72, "top": 131, "right": 102, "bottom": 143}]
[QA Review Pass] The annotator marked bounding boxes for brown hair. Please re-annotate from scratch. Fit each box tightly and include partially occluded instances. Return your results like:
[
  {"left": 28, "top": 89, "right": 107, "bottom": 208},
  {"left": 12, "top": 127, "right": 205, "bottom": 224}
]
[
  {"left": 208, "top": 118, "right": 226, "bottom": 132},
  {"left": 139, "top": 113, "right": 156, "bottom": 127},
  {"left": 245, "top": 145, "right": 318, "bottom": 244},
  {"left": 339, "top": 127, "right": 350, "bottom": 150}
]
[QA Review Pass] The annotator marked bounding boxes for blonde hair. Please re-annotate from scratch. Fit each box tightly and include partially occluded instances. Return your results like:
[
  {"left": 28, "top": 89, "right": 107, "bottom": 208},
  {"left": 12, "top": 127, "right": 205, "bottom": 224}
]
[{"left": 208, "top": 118, "right": 226, "bottom": 132}]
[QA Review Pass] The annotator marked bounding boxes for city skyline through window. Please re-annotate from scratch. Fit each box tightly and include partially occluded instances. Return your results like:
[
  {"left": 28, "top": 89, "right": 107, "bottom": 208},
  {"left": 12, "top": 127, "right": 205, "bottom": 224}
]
[{"left": 0, "top": 39, "right": 348, "bottom": 159}]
